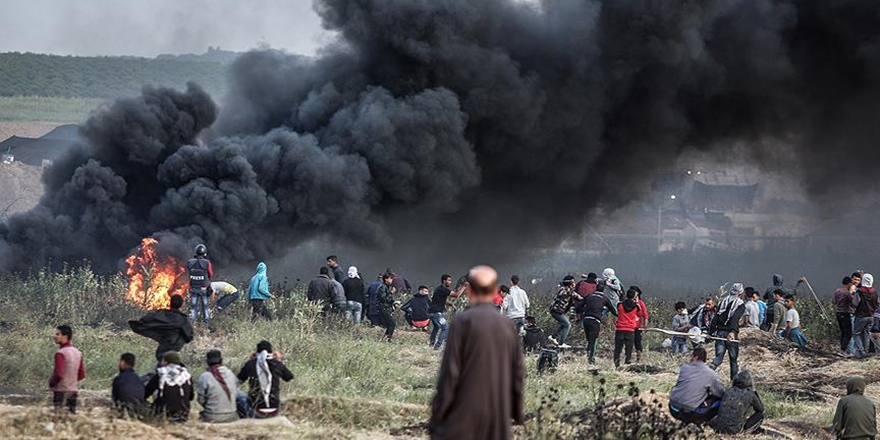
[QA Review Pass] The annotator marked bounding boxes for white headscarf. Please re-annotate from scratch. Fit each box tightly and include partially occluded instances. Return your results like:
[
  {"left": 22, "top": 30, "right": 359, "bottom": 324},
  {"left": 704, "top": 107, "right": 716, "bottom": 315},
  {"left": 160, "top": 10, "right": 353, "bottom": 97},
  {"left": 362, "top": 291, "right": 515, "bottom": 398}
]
[
  {"left": 256, "top": 350, "right": 274, "bottom": 408},
  {"left": 348, "top": 266, "right": 359, "bottom": 279},
  {"left": 863, "top": 273, "right": 874, "bottom": 288},
  {"left": 717, "top": 282, "right": 745, "bottom": 326}
]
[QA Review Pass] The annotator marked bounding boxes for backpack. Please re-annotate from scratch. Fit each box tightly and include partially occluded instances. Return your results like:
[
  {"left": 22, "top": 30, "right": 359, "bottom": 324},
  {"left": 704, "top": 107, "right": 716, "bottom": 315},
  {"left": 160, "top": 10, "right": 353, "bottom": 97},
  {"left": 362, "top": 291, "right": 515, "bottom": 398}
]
[{"left": 537, "top": 348, "right": 558, "bottom": 374}]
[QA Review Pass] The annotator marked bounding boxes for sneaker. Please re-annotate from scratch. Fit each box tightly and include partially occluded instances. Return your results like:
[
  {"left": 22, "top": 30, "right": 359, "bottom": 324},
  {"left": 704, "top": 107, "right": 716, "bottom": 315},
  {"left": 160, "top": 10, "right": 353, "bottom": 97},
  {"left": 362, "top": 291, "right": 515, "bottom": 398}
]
[
  {"left": 709, "top": 363, "right": 717, "bottom": 370},
  {"left": 558, "top": 343, "right": 572, "bottom": 349},
  {"left": 547, "top": 336, "right": 559, "bottom": 345}
]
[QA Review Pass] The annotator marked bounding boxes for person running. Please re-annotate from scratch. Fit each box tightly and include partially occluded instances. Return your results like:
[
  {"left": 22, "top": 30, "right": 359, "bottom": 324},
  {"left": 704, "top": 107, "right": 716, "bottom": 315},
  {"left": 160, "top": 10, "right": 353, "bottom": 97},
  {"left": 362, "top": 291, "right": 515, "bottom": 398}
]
[
  {"left": 402, "top": 286, "right": 432, "bottom": 330},
  {"left": 710, "top": 283, "right": 746, "bottom": 382},
  {"left": 671, "top": 302, "right": 690, "bottom": 354},
  {"left": 710, "top": 370, "right": 764, "bottom": 434},
  {"left": 237, "top": 340, "right": 294, "bottom": 418},
  {"left": 428, "top": 265, "right": 524, "bottom": 439},
  {"left": 614, "top": 288, "right": 640, "bottom": 368},
  {"left": 835, "top": 276, "right": 856, "bottom": 357},
  {"left": 129, "top": 294, "right": 194, "bottom": 365},
  {"left": 576, "top": 286, "right": 616, "bottom": 364},
  {"left": 49, "top": 325, "right": 86, "bottom": 413},
  {"left": 145, "top": 351, "right": 193, "bottom": 422},
  {"left": 548, "top": 275, "right": 577, "bottom": 348},
  {"left": 196, "top": 350, "right": 239, "bottom": 423},
  {"left": 186, "top": 244, "right": 214, "bottom": 325},
  {"left": 429, "top": 274, "right": 456, "bottom": 350},
  {"left": 112, "top": 353, "right": 145, "bottom": 415},
  {"left": 504, "top": 275, "right": 530, "bottom": 333},
  {"left": 781, "top": 294, "right": 807, "bottom": 348},
  {"left": 669, "top": 347, "right": 724, "bottom": 425},
  {"left": 832, "top": 377, "right": 877, "bottom": 440},
  {"left": 602, "top": 268, "right": 623, "bottom": 306},
  {"left": 632, "top": 286, "right": 649, "bottom": 362},
  {"left": 853, "top": 274, "right": 878, "bottom": 357},
  {"left": 375, "top": 273, "right": 397, "bottom": 342},
  {"left": 248, "top": 262, "right": 275, "bottom": 320},
  {"left": 342, "top": 266, "right": 366, "bottom": 325}
]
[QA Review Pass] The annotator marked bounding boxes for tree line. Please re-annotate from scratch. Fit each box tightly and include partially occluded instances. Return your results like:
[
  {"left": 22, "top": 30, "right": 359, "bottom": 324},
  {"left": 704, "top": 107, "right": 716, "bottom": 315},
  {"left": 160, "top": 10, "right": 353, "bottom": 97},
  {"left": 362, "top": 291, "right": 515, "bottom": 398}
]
[{"left": 0, "top": 52, "right": 227, "bottom": 99}]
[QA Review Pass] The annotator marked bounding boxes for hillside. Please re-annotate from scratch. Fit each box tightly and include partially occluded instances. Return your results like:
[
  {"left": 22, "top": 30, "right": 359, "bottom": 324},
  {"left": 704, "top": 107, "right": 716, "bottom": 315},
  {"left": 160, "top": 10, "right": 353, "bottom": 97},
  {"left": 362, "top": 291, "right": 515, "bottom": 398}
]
[{"left": 0, "top": 52, "right": 227, "bottom": 100}]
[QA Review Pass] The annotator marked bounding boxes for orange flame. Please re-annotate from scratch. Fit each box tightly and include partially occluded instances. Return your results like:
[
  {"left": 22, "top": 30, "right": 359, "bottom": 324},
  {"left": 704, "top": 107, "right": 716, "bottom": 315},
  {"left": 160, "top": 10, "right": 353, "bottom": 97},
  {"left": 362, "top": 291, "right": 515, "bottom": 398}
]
[{"left": 124, "top": 237, "right": 188, "bottom": 310}]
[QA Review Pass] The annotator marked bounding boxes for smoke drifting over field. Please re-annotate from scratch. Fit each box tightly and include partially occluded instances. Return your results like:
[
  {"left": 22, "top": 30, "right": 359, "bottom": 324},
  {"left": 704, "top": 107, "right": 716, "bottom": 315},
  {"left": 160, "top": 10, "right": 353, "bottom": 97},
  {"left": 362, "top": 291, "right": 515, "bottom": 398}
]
[{"left": 3, "top": 0, "right": 880, "bottom": 272}]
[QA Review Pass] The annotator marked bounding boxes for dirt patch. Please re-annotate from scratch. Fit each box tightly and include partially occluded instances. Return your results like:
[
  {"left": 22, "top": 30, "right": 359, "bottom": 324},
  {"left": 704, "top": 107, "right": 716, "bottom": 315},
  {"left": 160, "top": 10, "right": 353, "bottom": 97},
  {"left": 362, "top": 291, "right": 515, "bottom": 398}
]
[{"left": 0, "top": 161, "right": 43, "bottom": 218}]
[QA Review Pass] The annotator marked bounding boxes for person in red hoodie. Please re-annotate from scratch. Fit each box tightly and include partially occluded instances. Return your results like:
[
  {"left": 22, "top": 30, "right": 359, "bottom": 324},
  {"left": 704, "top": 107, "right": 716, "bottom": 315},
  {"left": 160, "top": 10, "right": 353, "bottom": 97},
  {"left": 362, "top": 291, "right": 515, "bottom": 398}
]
[
  {"left": 631, "top": 286, "right": 650, "bottom": 363},
  {"left": 49, "top": 324, "right": 86, "bottom": 413},
  {"left": 614, "top": 288, "right": 641, "bottom": 368}
]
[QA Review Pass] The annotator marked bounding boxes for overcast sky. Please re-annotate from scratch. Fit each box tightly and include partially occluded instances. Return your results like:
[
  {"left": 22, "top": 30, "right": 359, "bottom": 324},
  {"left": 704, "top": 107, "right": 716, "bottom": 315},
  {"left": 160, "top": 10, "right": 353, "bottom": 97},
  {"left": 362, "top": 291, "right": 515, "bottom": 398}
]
[{"left": 0, "top": 0, "right": 332, "bottom": 57}]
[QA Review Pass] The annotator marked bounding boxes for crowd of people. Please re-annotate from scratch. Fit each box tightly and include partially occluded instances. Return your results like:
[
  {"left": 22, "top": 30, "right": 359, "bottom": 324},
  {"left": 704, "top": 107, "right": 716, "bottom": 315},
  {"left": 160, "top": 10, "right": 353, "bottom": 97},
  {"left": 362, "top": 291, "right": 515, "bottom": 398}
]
[{"left": 44, "top": 246, "right": 880, "bottom": 438}]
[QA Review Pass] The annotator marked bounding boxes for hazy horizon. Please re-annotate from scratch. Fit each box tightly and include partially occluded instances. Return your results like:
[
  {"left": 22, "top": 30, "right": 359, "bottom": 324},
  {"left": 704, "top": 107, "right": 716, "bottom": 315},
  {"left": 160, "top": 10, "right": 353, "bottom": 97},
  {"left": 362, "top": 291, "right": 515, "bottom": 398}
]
[{"left": 0, "top": 0, "right": 331, "bottom": 57}]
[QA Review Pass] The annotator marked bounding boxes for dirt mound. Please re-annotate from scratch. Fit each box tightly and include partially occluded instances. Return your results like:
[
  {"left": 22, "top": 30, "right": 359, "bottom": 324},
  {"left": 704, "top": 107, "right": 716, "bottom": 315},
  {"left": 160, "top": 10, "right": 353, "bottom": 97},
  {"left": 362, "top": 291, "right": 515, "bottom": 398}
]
[{"left": 0, "top": 161, "right": 42, "bottom": 218}]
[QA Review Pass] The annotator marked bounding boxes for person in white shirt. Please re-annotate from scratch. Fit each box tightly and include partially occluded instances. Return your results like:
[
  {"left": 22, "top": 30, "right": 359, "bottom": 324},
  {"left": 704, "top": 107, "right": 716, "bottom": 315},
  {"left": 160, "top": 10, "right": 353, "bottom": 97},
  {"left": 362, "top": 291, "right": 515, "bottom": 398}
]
[
  {"left": 743, "top": 292, "right": 761, "bottom": 328},
  {"left": 782, "top": 294, "right": 807, "bottom": 348},
  {"left": 503, "top": 275, "right": 530, "bottom": 334}
]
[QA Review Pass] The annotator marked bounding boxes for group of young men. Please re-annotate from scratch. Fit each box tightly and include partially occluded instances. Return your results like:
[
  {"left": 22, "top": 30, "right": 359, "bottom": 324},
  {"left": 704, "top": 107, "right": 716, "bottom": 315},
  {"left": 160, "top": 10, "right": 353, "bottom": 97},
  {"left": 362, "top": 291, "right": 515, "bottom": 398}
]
[
  {"left": 51, "top": 323, "right": 294, "bottom": 422},
  {"left": 834, "top": 271, "right": 880, "bottom": 358}
]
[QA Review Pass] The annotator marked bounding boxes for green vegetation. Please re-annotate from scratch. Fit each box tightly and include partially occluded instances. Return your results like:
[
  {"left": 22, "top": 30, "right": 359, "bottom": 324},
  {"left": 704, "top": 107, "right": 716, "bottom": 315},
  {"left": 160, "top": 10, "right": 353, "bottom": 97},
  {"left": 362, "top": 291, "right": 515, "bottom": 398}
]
[
  {"left": 0, "top": 52, "right": 227, "bottom": 100},
  {"left": 0, "top": 267, "right": 852, "bottom": 438},
  {"left": 0, "top": 96, "right": 104, "bottom": 122}
]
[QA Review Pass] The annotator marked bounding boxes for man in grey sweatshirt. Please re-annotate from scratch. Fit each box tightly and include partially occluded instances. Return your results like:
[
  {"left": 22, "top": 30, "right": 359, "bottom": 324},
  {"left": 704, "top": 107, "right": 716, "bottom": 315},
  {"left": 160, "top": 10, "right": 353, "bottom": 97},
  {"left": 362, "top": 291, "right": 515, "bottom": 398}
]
[
  {"left": 196, "top": 350, "right": 239, "bottom": 423},
  {"left": 668, "top": 347, "right": 725, "bottom": 425}
]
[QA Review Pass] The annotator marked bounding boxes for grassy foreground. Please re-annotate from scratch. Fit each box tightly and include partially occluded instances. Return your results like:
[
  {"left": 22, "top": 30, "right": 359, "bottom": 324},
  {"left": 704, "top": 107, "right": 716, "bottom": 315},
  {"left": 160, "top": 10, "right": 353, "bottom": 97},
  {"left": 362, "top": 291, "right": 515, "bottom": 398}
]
[{"left": 0, "top": 267, "right": 862, "bottom": 439}]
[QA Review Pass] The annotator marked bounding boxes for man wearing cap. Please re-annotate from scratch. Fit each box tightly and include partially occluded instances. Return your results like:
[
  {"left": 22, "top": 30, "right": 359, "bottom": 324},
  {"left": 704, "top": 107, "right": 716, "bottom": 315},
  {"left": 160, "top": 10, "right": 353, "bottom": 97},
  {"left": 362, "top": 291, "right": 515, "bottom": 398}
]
[
  {"left": 709, "top": 283, "right": 747, "bottom": 381},
  {"left": 145, "top": 351, "right": 193, "bottom": 422},
  {"left": 196, "top": 350, "right": 239, "bottom": 423}
]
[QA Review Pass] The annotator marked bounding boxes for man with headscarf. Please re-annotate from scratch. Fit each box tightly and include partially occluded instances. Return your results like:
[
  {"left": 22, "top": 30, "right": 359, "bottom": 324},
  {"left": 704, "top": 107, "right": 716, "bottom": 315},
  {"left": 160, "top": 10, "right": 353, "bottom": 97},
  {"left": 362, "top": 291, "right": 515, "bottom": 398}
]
[
  {"left": 196, "top": 350, "right": 239, "bottom": 423},
  {"left": 709, "top": 283, "right": 746, "bottom": 381},
  {"left": 853, "top": 274, "right": 878, "bottom": 357},
  {"left": 343, "top": 266, "right": 366, "bottom": 325},
  {"left": 602, "top": 268, "right": 623, "bottom": 306},
  {"left": 429, "top": 265, "right": 524, "bottom": 440},
  {"left": 832, "top": 376, "right": 877, "bottom": 439},
  {"left": 710, "top": 370, "right": 764, "bottom": 434},
  {"left": 248, "top": 262, "right": 275, "bottom": 320},
  {"left": 145, "top": 351, "right": 193, "bottom": 422},
  {"left": 237, "top": 340, "right": 294, "bottom": 418}
]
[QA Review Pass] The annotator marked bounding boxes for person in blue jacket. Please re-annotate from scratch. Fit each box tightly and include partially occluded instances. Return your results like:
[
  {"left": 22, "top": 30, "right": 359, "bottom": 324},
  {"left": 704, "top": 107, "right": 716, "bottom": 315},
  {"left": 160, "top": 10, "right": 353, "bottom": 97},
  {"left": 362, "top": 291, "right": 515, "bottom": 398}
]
[{"left": 248, "top": 262, "right": 275, "bottom": 320}]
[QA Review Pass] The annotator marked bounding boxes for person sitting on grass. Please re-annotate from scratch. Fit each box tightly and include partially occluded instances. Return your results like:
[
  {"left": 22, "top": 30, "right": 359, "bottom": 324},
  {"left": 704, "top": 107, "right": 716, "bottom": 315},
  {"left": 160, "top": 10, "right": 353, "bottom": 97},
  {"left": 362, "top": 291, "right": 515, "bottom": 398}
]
[
  {"left": 112, "top": 352, "right": 145, "bottom": 416},
  {"left": 145, "top": 351, "right": 193, "bottom": 422},
  {"left": 402, "top": 286, "right": 432, "bottom": 331},
  {"left": 710, "top": 369, "right": 764, "bottom": 435},
  {"left": 237, "top": 340, "right": 294, "bottom": 418},
  {"left": 522, "top": 316, "right": 547, "bottom": 352},
  {"left": 196, "top": 350, "right": 239, "bottom": 423},
  {"left": 668, "top": 347, "right": 724, "bottom": 425},
  {"left": 833, "top": 376, "right": 877, "bottom": 440},
  {"left": 781, "top": 294, "right": 807, "bottom": 348}
]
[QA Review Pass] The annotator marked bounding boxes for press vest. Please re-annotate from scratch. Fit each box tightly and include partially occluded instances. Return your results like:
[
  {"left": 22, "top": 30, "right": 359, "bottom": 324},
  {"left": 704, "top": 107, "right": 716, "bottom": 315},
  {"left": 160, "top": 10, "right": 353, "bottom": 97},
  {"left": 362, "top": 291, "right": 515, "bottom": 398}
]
[{"left": 187, "top": 257, "right": 210, "bottom": 293}]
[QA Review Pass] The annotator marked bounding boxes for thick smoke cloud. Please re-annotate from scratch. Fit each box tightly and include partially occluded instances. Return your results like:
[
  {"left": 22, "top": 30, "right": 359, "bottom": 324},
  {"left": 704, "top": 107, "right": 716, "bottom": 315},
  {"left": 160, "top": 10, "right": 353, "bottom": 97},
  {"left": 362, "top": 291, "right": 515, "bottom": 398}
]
[{"left": 2, "top": 0, "right": 880, "bottom": 271}]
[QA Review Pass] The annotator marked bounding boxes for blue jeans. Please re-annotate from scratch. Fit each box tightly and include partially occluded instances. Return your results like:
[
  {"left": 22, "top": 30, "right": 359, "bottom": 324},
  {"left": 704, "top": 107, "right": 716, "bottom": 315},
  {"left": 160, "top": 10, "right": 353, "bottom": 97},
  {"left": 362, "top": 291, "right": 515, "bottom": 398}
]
[
  {"left": 788, "top": 327, "right": 808, "bottom": 348},
  {"left": 344, "top": 301, "right": 363, "bottom": 325},
  {"left": 190, "top": 292, "right": 210, "bottom": 324},
  {"left": 551, "top": 312, "right": 571, "bottom": 345},
  {"left": 429, "top": 312, "right": 449, "bottom": 349},
  {"left": 711, "top": 331, "right": 739, "bottom": 381},
  {"left": 510, "top": 317, "right": 526, "bottom": 334},
  {"left": 672, "top": 337, "right": 688, "bottom": 354}
]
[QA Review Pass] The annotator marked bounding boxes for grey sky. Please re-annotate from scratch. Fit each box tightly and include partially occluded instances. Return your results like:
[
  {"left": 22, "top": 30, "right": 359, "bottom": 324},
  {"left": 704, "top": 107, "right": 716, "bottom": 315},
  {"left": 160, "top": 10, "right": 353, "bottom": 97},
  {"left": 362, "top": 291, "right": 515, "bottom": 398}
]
[{"left": 0, "top": 0, "right": 332, "bottom": 57}]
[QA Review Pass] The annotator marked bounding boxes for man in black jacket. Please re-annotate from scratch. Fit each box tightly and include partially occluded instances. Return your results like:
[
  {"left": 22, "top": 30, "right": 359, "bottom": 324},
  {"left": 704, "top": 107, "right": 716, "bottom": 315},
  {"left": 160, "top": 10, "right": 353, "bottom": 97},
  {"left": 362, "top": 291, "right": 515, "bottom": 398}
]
[
  {"left": 129, "top": 294, "right": 194, "bottom": 365},
  {"left": 402, "top": 286, "right": 432, "bottom": 330},
  {"left": 112, "top": 352, "right": 145, "bottom": 415},
  {"left": 307, "top": 267, "right": 336, "bottom": 314},
  {"left": 710, "top": 283, "right": 747, "bottom": 381},
  {"left": 375, "top": 273, "right": 397, "bottom": 341},
  {"left": 237, "top": 340, "right": 294, "bottom": 418},
  {"left": 576, "top": 289, "right": 617, "bottom": 365}
]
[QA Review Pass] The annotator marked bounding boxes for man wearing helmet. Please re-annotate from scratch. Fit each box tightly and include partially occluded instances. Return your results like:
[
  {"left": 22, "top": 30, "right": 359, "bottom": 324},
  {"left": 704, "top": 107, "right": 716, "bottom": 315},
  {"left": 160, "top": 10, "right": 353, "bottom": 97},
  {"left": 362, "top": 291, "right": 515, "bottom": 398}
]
[{"left": 187, "top": 244, "right": 214, "bottom": 325}]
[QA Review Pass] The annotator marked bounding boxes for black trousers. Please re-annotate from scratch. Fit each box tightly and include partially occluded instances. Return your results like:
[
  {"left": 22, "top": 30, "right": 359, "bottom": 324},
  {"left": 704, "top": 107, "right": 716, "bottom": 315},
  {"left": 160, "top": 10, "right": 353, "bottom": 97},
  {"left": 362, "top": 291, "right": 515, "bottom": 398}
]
[
  {"left": 837, "top": 312, "right": 853, "bottom": 352},
  {"left": 634, "top": 328, "right": 644, "bottom": 351},
  {"left": 53, "top": 391, "right": 78, "bottom": 413},
  {"left": 376, "top": 308, "right": 396, "bottom": 340},
  {"left": 743, "top": 411, "right": 764, "bottom": 432},
  {"left": 614, "top": 331, "right": 634, "bottom": 366},
  {"left": 251, "top": 299, "right": 272, "bottom": 320},
  {"left": 583, "top": 318, "right": 601, "bottom": 363}
]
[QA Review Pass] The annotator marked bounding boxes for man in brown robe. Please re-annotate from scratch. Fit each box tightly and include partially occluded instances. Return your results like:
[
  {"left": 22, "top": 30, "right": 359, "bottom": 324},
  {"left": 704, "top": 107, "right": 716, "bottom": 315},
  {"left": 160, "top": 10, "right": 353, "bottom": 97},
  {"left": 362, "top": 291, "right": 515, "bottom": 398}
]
[{"left": 429, "top": 265, "right": 525, "bottom": 440}]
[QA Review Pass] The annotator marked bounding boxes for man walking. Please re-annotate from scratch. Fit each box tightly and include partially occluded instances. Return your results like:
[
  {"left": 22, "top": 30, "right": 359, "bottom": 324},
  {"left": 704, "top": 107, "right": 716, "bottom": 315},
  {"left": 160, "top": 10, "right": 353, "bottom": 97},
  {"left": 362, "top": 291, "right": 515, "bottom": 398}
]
[
  {"left": 710, "top": 283, "right": 746, "bottom": 381},
  {"left": 429, "top": 265, "right": 524, "bottom": 439},
  {"left": 49, "top": 325, "right": 86, "bottom": 413},
  {"left": 248, "top": 262, "right": 275, "bottom": 320},
  {"left": 187, "top": 244, "right": 214, "bottom": 325},
  {"left": 503, "top": 275, "right": 530, "bottom": 333},
  {"left": 576, "top": 287, "right": 616, "bottom": 364},
  {"left": 429, "top": 274, "right": 456, "bottom": 350},
  {"left": 548, "top": 275, "right": 577, "bottom": 348}
]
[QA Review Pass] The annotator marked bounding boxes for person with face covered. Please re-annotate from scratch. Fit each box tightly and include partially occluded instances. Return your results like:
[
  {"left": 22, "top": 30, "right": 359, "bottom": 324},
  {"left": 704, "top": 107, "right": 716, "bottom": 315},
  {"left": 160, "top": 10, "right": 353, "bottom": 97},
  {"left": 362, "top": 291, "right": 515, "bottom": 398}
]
[
  {"left": 832, "top": 376, "right": 877, "bottom": 440},
  {"left": 709, "top": 283, "right": 747, "bottom": 382}
]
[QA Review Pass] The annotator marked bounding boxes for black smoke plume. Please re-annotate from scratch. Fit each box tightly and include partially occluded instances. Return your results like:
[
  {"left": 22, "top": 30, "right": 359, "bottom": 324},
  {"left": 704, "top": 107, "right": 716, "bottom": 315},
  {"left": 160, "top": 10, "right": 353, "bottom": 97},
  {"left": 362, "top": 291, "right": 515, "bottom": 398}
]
[{"left": 2, "top": 0, "right": 880, "bottom": 271}]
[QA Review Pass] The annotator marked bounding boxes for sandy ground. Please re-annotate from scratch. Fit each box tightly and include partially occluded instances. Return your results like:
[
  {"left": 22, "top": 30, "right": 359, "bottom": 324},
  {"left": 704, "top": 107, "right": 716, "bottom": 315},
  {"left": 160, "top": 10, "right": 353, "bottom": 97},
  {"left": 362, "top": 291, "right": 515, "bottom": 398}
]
[{"left": 0, "top": 121, "right": 61, "bottom": 141}]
